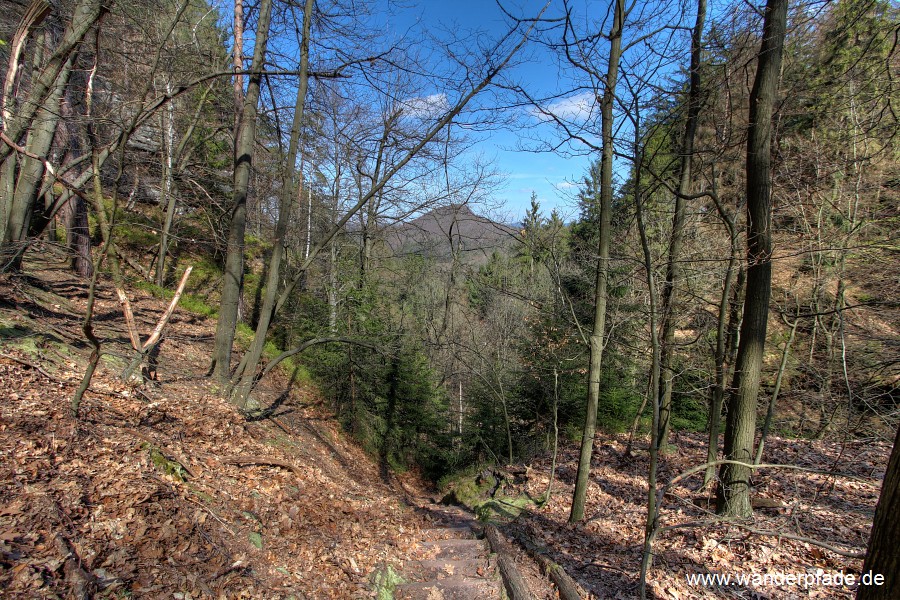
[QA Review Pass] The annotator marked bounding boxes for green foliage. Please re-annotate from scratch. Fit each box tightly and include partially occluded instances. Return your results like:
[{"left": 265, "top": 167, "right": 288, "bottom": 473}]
[
  {"left": 309, "top": 314, "right": 454, "bottom": 479},
  {"left": 248, "top": 532, "right": 263, "bottom": 549},
  {"left": 596, "top": 372, "right": 642, "bottom": 433},
  {"left": 145, "top": 444, "right": 188, "bottom": 482},
  {"left": 371, "top": 564, "right": 405, "bottom": 600}
]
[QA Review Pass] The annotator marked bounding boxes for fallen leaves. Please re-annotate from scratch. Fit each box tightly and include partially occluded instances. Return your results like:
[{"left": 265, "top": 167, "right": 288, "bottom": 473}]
[
  {"left": 0, "top": 267, "right": 439, "bottom": 599},
  {"left": 508, "top": 432, "right": 887, "bottom": 599}
]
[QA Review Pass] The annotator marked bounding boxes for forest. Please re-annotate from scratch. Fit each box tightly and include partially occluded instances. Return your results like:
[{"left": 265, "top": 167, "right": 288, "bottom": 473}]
[{"left": 1, "top": 0, "right": 898, "bottom": 597}]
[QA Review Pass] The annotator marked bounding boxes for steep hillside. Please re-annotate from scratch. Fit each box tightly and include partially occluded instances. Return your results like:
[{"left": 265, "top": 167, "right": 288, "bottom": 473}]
[{"left": 0, "top": 250, "right": 484, "bottom": 598}]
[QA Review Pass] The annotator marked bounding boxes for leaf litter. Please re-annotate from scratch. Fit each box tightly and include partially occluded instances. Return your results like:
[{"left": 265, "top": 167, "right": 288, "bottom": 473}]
[
  {"left": 0, "top": 261, "right": 890, "bottom": 599},
  {"left": 0, "top": 263, "right": 439, "bottom": 598}
]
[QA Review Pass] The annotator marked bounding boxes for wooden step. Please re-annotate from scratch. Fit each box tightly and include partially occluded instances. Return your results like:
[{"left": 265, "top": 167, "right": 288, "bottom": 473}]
[
  {"left": 420, "top": 538, "right": 489, "bottom": 560},
  {"left": 395, "top": 575, "right": 500, "bottom": 600},
  {"left": 408, "top": 558, "right": 495, "bottom": 580},
  {"left": 420, "top": 526, "right": 475, "bottom": 540}
]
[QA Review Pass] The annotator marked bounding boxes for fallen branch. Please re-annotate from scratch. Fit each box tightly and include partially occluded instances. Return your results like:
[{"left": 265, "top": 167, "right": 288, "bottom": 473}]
[
  {"left": 483, "top": 524, "right": 536, "bottom": 600},
  {"left": 509, "top": 528, "right": 586, "bottom": 600},
  {"left": 115, "top": 288, "right": 142, "bottom": 351},
  {"left": 223, "top": 455, "right": 303, "bottom": 478},
  {"left": 116, "top": 247, "right": 152, "bottom": 280}
]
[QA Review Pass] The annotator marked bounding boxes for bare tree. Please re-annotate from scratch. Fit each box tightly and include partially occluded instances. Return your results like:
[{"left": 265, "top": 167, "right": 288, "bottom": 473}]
[
  {"left": 566, "top": 0, "right": 625, "bottom": 524},
  {"left": 227, "top": 3, "right": 549, "bottom": 405},
  {"left": 211, "top": 0, "right": 274, "bottom": 383},
  {"left": 656, "top": 0, "right": 706, "bottom": 451},
  {"left": 717, "top": 0, "right": 788, "bottom": 518}
]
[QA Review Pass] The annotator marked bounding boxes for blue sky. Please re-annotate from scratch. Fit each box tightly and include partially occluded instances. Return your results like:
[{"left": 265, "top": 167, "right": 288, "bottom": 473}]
[
  {"left": 397, "top": 0, "right": 596, "bottom": 224},
  {"left": 224, "top": 0, "right": 697, "bottom": 224}
]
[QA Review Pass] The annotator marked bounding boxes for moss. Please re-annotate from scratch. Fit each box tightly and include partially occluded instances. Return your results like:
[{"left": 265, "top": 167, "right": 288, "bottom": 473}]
[
  {"left": 371, "top": 564, "right": 404, "bottom": 600},
  {"left": 440, "top": 469, "right": 538, "bottom": 523},
  {"left": 178, "top": 294, "right": 217, "bottom": 318},
  {"left": 188, "top": 487, "right": 214, "bottom": 503},
  {"left": 248, "top": 531, "right": 263, "bottom": 549},
  {"left": 101, "top": 352, "right": 128, "bottom": 372},
  {"left": 145, "top": 444, "right": 188, "bottom": 482},
  {"left": 131, "top": 280, "right": 217, "bottom": 318}
]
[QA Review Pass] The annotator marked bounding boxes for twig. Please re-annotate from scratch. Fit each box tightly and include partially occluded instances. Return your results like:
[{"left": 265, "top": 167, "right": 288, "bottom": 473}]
[
  {"left": 657, "top": 519, "right": 865, "bottom": 559},
  {"left": 222, "top": 455, "right": 303, "bottom": 478},
  {"left": 116, "top": 248, "right": 152, "bottom": 280},
  {"left": 184, "top": 497, "right": 236, "bottom": 536},
  {"left": 0, "top": 352, "right": 65, "bottom": 382}
]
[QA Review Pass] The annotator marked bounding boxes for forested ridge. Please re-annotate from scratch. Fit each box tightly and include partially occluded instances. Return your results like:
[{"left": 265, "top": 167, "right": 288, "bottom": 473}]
[{"left": 1, "top": 0, "right": 898, "bottom": 597}]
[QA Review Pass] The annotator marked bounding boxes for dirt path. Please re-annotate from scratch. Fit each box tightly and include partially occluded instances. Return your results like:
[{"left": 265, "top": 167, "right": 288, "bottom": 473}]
[
  {"left": 397, "top": 501, "right": 501, "bottom": 599},
  {"left": 0, "top": 257, "right": 489, "bottom": 598}
]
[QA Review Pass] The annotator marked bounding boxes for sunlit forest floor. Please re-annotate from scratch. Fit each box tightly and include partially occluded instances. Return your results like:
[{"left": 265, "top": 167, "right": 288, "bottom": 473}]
[
  {"left": 508, "top": 431, "right": 887, "bottom": 598},
  {"left": 0, "top": 251, "right": 889, "bottom": 599}
]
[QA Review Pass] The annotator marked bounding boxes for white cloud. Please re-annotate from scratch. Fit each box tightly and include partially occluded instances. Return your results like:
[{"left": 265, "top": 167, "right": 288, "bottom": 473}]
[
  {"left": 403, "top": 93, "right": 450, "bottom": 119},
  {"left": 532, "top": 91, "right": 597, "bottom": 122},
  {"left": 554, "top": 181, "right": 577, "bottom": 190}
]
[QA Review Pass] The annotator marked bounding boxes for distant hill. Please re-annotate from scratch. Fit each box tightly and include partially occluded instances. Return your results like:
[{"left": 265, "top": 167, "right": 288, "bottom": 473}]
[{"left": 384, "top": 203, "right": 517, "bottom": 263}]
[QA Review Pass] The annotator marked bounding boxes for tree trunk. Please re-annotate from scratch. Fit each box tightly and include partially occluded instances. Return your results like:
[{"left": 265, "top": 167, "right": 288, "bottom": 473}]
[
  {"left": 230, "top": 0, "right": 314, "bottom": 407},
  {"left": 156, "top": 81, "right": 177, "bottom": 287},
  {"left": 211, "top": 0, "right": 274, "bottom": 382},
  {"left": 61, "top": 195, "right": 92, "bottom": 277},
  {"left": 0, "top": 0, "right": 104, "bottom": 165},
  {"left": 569, "top": 0, "right": 624, "bottom": 524},
  {"left": 657, "top": 0, "right": 707, "bottom": 451},
  {"left": 857, "top": 425, "right": 900, "bottom": 599},
  {"left": 232, "top": 0, "right": 244, "bottom": 136},
  {"left": 632, "top": 124, "right": 662, "bottom": 600},
  {"left": 717, "top": 0, "right": 787, "bottom": 518},
  {"left": 3, "top": 53, "right": 74, "bottom": 263},
  {"left": 1, "top": 1, "right": 53, "bottom": 238},
  {"left": 705, "top": 265, "right": 744, "bottom": 486}
]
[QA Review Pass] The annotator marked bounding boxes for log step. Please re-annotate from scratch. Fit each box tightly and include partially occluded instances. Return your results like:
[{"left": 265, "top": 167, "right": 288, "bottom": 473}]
[
  {"left": 408, "top": 558, "right": 495, "bottom": 580},
  {"left": 395, "top": 576, "right": 500, "bottom": 600},
  {"left": 420, "top": 538, "right": 489, "bottom": 560}
]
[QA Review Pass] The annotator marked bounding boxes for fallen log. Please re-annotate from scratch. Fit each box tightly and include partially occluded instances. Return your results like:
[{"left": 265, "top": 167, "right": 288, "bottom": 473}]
[
  {"left": 483, "top": 524, "right": 536, "bottom": 600},
  {"left": 510, "top": 528, "right": 586, "bottom": 600}
]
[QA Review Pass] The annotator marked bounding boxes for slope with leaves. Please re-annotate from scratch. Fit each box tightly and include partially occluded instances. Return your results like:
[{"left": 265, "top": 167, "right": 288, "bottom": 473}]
[
  {"left": 503, "top": 431, "right": 888, "bottom": 599},
  {"left": 0, "top": 248, "right": 443, "bottom": 598}
]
